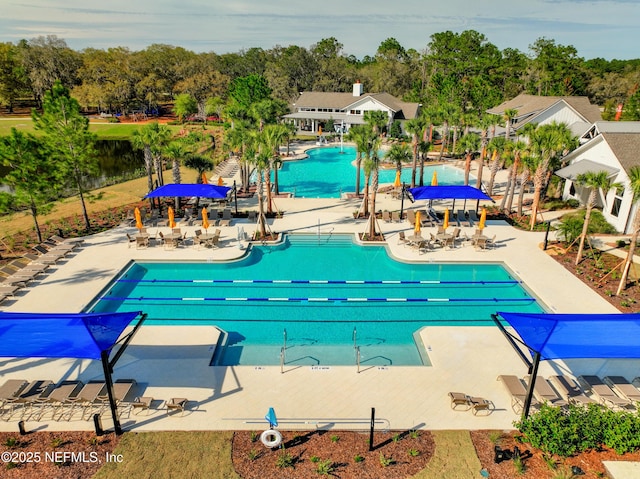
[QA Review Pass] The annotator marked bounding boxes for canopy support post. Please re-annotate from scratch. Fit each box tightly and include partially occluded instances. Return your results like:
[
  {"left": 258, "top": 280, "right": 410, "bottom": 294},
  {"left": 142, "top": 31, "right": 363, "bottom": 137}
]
[
  {"left": 101, "top": 350, "right": 122, "bottom": 435},
  {"left": 491, "top": 314, "right": 532, "bottom": 368},
  {"left": 522, "top": 352, "right": 541, "bottom": 419},
  {"left": 109, "top": 313, "right": 147, "bottom": 369}
]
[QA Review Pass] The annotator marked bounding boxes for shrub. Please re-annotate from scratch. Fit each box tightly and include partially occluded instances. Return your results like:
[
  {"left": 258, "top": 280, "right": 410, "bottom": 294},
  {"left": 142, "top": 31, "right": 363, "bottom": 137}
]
[
  {"left": 556, "top": 209, "right": 617, "bottom": 244},
  {"left": 379, "top": 453, "right": 395, "bottom": 467},
  {"left": 515, "top": 403, "right": 640, "bottom": 457},
  {"left": 330, "top": 434, "right": 339, "bottom": 443},
  {"left": 275, "top": 449, "right": 295, "bottom": 469},
  {"left": 310, "top": 455, "right": 320, "bottom": 463},
  {"left": 315, "top": 459, "right": 335, "bottom": 475},
  {"left": 409, "top": 429, "right": 420, "bottom": 439},
  {"left": 408, "top": 448, "right": 420, "bottom": 457},
  {"left": 353, "top": 454, "right": 364, "bottom": 463}
]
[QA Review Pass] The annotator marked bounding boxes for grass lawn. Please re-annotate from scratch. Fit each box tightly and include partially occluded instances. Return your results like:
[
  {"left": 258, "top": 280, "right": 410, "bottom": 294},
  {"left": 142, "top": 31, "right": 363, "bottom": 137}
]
[
  {"left": 92, "top": 431, "right": 240, "bottom": 479},
  {"left": 89, "top": 430, "right": 481, "bottom": 479},
  {"left": 0, "top": 117, "right": 181, "bottom": 139}
]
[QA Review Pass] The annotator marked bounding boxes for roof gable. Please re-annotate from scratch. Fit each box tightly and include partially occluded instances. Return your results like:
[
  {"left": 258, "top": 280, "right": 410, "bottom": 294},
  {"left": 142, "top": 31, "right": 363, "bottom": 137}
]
[{"left": 602, "top": 132, "right": 640, "bottom": 174}]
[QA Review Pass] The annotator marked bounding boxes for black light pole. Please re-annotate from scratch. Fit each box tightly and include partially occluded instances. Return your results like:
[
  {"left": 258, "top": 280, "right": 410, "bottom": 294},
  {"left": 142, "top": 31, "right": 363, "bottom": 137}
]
[
  {"left": 543, "top": 220, "right": 551, "bottom": 250},
  {"left": 400, "top": 182, "right": 406, "bottom": 220},
  {"left": 233, "top": 180, "right": 238, "bottom": 215}
]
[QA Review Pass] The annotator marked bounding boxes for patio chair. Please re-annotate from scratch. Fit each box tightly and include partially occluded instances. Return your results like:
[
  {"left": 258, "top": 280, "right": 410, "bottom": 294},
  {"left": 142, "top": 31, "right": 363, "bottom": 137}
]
[
  {"left": 166, "top": 397, "right": 188, "bottom": 416},
  {"left": 486, "top": 235, "right": 497, "bottom": 249},
  {"left": 23, "top": 252, "right": 60, "bottom": 265},
  {"left": 548, "top": 375, "right": 596, "bottom": 406},
  {"left": 448, "top": 392, "right": 493, "bottom": 415},
  {"left": 2, "top": 380, "right": 54, "bottom": 420},
  {"left": 457, "top": 210, "right": 470, "bottom": 227},
  {"left": 131, "top": 396, "right": 154, "bottom": 415},
  {"left": 428, "top": 208, "right": 441, "bottom": 225},
  {"left": 468, "top": 210, "right": 480, "bottom": 224},
  {"left": 32, "top": 380, "right": 84, "bottom": 421},
  {"left": 397, "top": 231, "right": 409, "bottom": 245},
  {"left": 382, "top": 211, "right": 391, "bottom": 222},
  {"left": 136, "top": 236, "right": 149, "bottom": 249},
  {"left": 0, "top": 380, "right": 28, "bottom": 411},
  {"left": 219, "top": 209, "right": 233, "bottom": 227},
  {"left": 248, "top": 211, "right": 257, "bottom": 222},
  {"left": 603, "top": 376, "right": 640, "bottom": 404},
  {"left": 97, "top": 379, "right": 137, "bottom": 412},
  {"left": 523, "top": 376, "right": 567, "bottom": 407},
  {"left": 33, "top": 244, "right": 71, "bottom": 258},
  {"left": 391, "top": 211, "right": 401, "bottom": 222},
  {"left": 126, "top": 233, "right": 136, "bottom": 248},
  {"left": 578, "top": 375, "right": 633, "bottom": 410},
  {"left": 48, "top": 235, "right": 83, "bottom": 247},
  {"left": 497, "top": 375, "right": 539, "bottom": 414},
  {"left": 406, "top": 210, "right": 416, "bottom": 226},
  {"left": 64, "top": 381, "right": 107, "bottom": 420}
]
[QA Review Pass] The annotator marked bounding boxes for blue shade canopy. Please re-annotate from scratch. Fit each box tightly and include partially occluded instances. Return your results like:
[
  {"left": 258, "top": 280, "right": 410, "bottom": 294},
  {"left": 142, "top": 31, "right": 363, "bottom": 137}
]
[
  {"left": 0, "top": 311, "right": 141, "bottom": 360},
  {"left": 498, "top": 312, "right": 640, "bottom": 360},
  {"left": 408, "top": 185, "right": 492, "bottom": 201},
  {"left": 145, "top": 183, "right": 231, "bottom": 199}
]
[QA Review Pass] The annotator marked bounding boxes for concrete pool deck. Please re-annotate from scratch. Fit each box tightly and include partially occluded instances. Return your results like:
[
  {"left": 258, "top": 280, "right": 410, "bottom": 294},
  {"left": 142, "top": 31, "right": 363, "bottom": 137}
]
[{"left": 0, "top": 184, "right": 637, "bottom": 436}]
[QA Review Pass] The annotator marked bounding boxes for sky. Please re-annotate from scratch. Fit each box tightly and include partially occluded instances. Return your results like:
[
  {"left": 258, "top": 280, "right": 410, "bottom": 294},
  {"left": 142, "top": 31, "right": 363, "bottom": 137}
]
[{"left": 2, "top": 0, "right": 640, "bottom": 60}]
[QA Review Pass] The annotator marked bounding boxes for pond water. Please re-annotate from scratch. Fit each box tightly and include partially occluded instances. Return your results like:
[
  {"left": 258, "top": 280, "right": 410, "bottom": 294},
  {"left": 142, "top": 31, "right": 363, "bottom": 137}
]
[{"left": 0, "top": 140, "right": 145, "bottom": 193}]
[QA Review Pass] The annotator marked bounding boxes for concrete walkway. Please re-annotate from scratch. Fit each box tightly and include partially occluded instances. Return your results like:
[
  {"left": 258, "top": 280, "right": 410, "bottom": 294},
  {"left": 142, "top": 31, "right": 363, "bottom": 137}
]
[{"left": 1, "top": 155, "right": 639, "bottom": 440}]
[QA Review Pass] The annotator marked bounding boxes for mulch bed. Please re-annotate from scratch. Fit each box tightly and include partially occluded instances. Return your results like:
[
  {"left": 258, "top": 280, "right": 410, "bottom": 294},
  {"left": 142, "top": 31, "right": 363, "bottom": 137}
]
[
  {"left": 232, "top": 430, "right": 434, "bottom": 479},
  {"left": 471, "top": 430, "right": 640, "bottom": 479},
  {"left": 0, "top": 431, "right": 119, "bottom": 479},
  {"left": 548, "top": 243, "right": 640, "bottom": 311}
]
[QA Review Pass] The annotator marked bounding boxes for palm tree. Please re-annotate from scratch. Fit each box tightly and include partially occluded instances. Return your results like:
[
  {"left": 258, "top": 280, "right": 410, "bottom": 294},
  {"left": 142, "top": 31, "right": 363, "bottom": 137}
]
[
  {"left": 417, "top": 139, "right": 431, "bottom": 186},
  {"left": 527, "top": 122, "right": 577, "bottom": 230},
  {"left": 131, "top": 122, "right": 171, "bottom": 193},
  {"left": 474, "top": 115, "right": 495, "bottom": 191},
  {"left": 437, "top": 103, "right": 460, "bottom": 161},
  {"left": 184, "top": 153, "right": 214, "bottom": 208},
  {"left": 517, "top": 155, "right": 535, "bottom": 217},
  {"left": 386, "top": 142, "right": 411, "bottom": 174},
  {"left": 501, "top": 140, "right": 527, "bottom": 213},
  {"left": 347, "top": 124, "right": 376, "bottom": 197},
  {"left": 503, "top": 108, "right": 518, "bottom": 141},
  {"left": 404, "top": 117, "right": 426, "bottom": 187},
  {"left": 163, "top": 141, "right": 187, "bottom": 210},
  {"left": 224, "top": 120, "right": 254, "bottom": 189},
  {"left": 260, "top": 124, "right": 288, "bottom": 209},
  {"left": 486, "top": 137, "right": 507, "bottom": 196},
  {"left": 617, "top": 166, "right": 640, "bottom": 295},
  {"left": 457, "top": 133, "right": 481, "bottom": 186},
  {"left": 574, "top": 171, "right": 622, "bottom": 264},
  {"left": 366, "top": 137, "right": 383, "bottom": 238},
  {"left": 363, "top": 110, "right": 388, "bottom": 137}
]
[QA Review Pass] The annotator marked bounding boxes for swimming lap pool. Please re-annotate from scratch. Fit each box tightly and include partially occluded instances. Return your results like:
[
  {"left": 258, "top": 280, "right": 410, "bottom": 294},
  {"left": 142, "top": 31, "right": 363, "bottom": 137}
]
[
  {"left": 277, "top": 146, "right": 466, "bottom": 198},
  {"left": 90, "top": 235, "right": 545, "bottom": 366}
]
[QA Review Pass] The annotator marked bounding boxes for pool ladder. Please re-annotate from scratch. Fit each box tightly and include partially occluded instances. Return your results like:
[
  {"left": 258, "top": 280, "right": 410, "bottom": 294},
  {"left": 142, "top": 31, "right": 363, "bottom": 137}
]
[
  {"left": 354, "top": 327, "right": 361, "bottom": 374},
  {"left": 280, "top": 329, "right": 287, "bottom": 374}
]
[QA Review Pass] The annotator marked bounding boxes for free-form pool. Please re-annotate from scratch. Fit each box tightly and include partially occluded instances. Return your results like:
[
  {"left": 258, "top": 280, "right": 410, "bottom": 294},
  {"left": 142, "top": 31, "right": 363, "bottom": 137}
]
[
  {"left": 91, "top": 235, "right": 545, "bottom": 366},
  {"left": 277, "top": 146, "right": 466, "bottom": 198}
]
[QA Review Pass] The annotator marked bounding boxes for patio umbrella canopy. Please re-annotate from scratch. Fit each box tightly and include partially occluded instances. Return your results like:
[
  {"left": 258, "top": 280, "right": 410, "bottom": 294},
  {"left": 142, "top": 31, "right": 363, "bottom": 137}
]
[
  {"left": 134, "top": 207, "right": 143, "bottom": 231},
  {"left": 0, "top": 311, "right": 142, "bottom": 360},
  {"left": 408, "top": 185, "right": 492, "bottom": 201},
  {"left": 498, "top": 312, "right": 640, "bottom": 359},
  {"left": 145, "top": 183, "right": 231, "bottom": 199},
  {"left": 431, "top": 171, "right": 438, "bottom": 186},
  {"left": 479, "top": 207, "right": 487, "bottom": 230},
  {"left": 443, "top": 209, "right": 449, "bottom": 230},
  {"left": 414, "top": 211, "right": 421, "bottom": 234},
  {"left": 168, "top": 206, "right": 176, "bottom": 228},
  {"left": 201, "top": 207, "right": 210, "bottom": 231}
]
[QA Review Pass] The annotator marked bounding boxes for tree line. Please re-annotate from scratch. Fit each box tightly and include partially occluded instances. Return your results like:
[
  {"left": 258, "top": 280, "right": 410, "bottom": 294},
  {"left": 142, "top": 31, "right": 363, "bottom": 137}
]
[{"left": 1, "top": 33, "right": 640, "bottom": 120}]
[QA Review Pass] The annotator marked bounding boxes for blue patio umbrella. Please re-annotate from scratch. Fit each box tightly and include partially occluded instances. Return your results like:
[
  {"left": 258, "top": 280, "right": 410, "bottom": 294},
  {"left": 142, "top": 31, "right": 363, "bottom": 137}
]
[{"left": 265, "top": 407, "right": 278, "bottom": 428}]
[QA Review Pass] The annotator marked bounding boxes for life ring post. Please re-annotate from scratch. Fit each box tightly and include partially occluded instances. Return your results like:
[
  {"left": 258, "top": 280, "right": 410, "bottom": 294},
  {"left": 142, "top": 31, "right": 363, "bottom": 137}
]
[{"left": 260, "top": 429, "right": 283, "bottom": 449}]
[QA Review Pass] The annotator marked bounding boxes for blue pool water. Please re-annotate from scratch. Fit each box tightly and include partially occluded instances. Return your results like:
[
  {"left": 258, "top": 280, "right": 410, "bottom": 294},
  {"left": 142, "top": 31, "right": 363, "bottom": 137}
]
[
  {"left": 91, "top": 235, "right": 545, "bottom": 366},
  {"left": 277, "top": 146, "right": 466, "bottom": 198}
]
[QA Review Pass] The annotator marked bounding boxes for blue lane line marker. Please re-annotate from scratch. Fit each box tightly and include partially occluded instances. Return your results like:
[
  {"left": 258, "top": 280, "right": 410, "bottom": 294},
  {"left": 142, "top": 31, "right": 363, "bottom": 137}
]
[
  {"left": 116, "top": 279, "right": 522, "bottom": 285},
  {"left": 101, "top": 296, "right": 536, "bottom": 303}
]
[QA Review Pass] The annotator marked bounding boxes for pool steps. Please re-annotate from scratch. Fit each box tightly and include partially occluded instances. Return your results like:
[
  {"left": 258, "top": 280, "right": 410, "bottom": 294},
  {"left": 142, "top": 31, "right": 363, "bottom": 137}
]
[{"left": 209, "top": 328, "right": 228, "bottom": 366}]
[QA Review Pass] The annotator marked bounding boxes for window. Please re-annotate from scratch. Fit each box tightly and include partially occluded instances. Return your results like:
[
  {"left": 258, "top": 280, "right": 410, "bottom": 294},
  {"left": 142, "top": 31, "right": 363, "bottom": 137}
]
[{"left": 610, "top": 187, "right": 623, "bottom": 218}]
